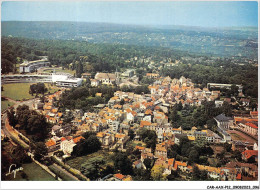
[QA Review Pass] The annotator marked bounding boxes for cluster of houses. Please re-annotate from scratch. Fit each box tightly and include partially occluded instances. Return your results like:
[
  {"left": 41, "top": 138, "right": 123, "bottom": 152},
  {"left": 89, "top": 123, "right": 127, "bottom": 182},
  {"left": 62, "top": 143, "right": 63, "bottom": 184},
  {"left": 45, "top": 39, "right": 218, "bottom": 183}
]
[
  {"left": 40, "top": 90, "right": 85, "bottom": 157},
  {"left": 133, "top": 143, "right": 258, "bottom": 181},
  {"left": 148, "top": 76, "right": 221, "bottom": 107},
  {"left": 234, "top": 111, "right": 258, "bottom": 137},
  {"left": 39, "top": 74, "right": 257, "bottom": 181}
]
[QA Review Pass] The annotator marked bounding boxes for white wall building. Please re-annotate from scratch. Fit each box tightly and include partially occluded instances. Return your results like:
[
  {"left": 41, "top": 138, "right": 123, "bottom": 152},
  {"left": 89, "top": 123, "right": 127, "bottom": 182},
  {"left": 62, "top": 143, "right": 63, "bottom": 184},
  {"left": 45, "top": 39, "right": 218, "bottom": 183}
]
[{"left": 19, "top": 58, "right": 50, "bottom": 73}]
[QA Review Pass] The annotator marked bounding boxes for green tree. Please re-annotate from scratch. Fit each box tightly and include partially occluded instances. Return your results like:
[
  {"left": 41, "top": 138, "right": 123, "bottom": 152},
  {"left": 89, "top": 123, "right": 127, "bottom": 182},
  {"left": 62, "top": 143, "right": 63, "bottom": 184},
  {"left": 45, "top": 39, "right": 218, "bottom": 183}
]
[
  {"left": 230, "top": 84, "right": 239, "bottom": 96},
  {"left": 80, "top": 156, "right": 105, "bottom": 180},
  {"left": 128, "top": 129, "right": 135, "bottom": 140},
  {"left": 143, "top": 158, "right": 153, "bottom": 170},
  {"left": 33, "top": 142, "right": 48, "bottom": 161},
  {"left": 113, "top": 152, "right": 133, "bottom": 175},
  {"left": 188, "top": 150, "right": 199, "bottom": 164},
  {"left": 133, "top": 168, "right": 151, "bottom": 181},
  {"left": 232, "top": 150, "right": 242, "bottom": 162},
  {"left": 221, "top": 102, "right": 232, "bottom": 117},
  {"left": 73, "top": 134, "right": 101, "bottom": 156},
  {"left": 167, "top": 170, "right": 180, "bottom": 181},
  {"left": 76, "top": 61, "right": 83, "bottom": 78},
  {"left": 151, "top": 165, "right": 167, "bottom": 181},
  {"left": 7, "top": 107, "right": 17, "bottom": 127}
]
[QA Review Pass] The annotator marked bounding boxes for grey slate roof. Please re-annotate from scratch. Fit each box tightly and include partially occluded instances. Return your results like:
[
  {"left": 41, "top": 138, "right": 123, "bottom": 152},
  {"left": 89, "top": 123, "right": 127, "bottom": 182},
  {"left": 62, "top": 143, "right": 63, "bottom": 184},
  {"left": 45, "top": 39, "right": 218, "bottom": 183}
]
[{"left": 214, "top": 113, "right": 232, "bottom": 122}]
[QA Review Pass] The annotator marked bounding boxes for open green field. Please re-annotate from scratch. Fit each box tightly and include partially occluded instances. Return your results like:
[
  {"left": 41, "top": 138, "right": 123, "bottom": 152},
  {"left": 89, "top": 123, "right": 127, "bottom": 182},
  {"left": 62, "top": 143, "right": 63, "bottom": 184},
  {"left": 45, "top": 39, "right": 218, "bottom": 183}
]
[
  {"left": 5, "top": 162, "right": 57, "bottom": 181},
  {"left": 66, "top": 150, "right": 113, "bottom": 170},
  {"left": 2, "top": 83, "right": 60, "bottom": 101},
  {"left": 1, "top": 100, "right": 14, "bottom": 112},
  {"left": 2, "top": 83, "right": 34, "bottom": 101}
]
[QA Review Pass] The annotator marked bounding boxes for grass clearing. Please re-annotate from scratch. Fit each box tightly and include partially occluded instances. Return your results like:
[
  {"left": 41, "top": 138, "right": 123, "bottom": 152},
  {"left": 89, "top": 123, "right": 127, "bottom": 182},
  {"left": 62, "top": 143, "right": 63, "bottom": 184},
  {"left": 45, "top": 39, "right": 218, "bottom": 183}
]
[
  {"left": 131, "top": 140, "right": 146, "bottom": 147},
  {"left": 5, "top": 162, "right": 57, "bottom": 181},
  {"left": 1, "top": 100, "right": 14, "bottom": 112},
  {"left": 2, "top": 83, "right": 34, "bottom": 101},
  {"left": 2, "top": 83, "right": 61, "bottom": 101}
]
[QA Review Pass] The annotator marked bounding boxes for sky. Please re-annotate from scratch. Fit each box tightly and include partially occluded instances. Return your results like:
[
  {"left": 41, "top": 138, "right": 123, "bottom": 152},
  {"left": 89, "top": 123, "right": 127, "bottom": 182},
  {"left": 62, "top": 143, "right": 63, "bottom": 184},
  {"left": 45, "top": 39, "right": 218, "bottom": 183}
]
[{"left": 1, "top": 1, "right": 258, "bottom": 27}]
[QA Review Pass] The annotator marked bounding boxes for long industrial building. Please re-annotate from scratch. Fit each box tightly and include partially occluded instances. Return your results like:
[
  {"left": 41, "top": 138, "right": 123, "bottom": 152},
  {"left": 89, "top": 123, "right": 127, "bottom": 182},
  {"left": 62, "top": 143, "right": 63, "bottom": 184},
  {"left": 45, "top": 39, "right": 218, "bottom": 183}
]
[
  {"left": 1, "top": 74, "right": 82, "bottom": 88},
  {"left": 19, "top": 58, "right": 50, "bottom": 73},
  {"left": 207, "top": 83, "right": 243, "bottom": 93}
]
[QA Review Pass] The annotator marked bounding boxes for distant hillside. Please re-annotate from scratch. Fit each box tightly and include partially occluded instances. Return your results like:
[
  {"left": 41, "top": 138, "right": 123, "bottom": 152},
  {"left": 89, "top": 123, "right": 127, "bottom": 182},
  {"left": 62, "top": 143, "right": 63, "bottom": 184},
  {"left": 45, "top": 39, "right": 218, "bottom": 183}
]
[{"left": 1, "top": 21, "right": 258, "bottom": 58}]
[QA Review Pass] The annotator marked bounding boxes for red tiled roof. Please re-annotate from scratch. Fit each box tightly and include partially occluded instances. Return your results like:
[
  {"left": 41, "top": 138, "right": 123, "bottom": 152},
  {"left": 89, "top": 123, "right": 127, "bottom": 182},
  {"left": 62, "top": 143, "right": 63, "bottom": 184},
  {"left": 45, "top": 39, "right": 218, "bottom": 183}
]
[
  {"left": 140, "top": 120, "right": 151, "bottom": 127},
  {"left": 245, "top": 123, "right": 258, "bottom": 129},
  {"left": 125, "top": 108, "right": 132, "bottom": 113},
  {"left": 73, "top": 136, "right": 85, "bottom": 143},
  {"left": 145, "top": 109, "right": 153, "bottom": 115},
  {"left": 173, "top": 163, "right": 178, "bottom": 170},
  {"left": 242, "top": 150, "right": 258, "bottom": 160},
  {"left": 250, "top": 111, "right": 258, "bottom": 116},
  {"left": 168, "top": 158, "right": 175, "bottom": 166},
  {"left": 114, "top": 173, "right": 125, "bottom": 180},
  {"left": 61, "top": 137, "right": 66, "bottom": 141},
  {"left": 236, "top": 173, "right": 242, "bottom": 180},
  {"left": 135, "top": 146, "right": 145, "bottom": 151},
  {"left": 175, "top": 161, "right": 187, "bottom": 167},
  {"left": 45, "top": 139, "right": 56, "bottom": 147}
]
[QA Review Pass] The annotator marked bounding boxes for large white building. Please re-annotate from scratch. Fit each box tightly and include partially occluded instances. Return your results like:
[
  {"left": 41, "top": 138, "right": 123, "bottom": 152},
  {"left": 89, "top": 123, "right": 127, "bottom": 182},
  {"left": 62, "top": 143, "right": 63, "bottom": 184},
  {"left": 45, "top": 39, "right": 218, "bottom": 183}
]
[
  {"left": 95, "top": 72, "right": 116, "bottom": 85},
  {"left": 52, "top": 74, "right": 82, "bottom": 88},
  {"left": 1, "top": 74, "right": 83, "bottom": 88}
]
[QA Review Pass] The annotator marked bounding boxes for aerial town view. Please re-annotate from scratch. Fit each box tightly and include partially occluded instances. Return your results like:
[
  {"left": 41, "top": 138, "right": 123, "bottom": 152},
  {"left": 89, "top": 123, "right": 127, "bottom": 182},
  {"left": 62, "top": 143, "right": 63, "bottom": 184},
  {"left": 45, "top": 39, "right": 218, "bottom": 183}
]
[{"left": 1, "top": 1, "right": 258, "bottom": 189}]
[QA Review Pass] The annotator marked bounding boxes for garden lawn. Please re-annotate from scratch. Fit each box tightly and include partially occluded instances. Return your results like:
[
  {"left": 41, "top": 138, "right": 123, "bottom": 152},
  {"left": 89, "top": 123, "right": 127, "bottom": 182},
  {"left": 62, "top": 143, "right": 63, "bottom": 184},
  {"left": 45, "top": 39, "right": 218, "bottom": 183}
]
[
  {"left": 66, "top": 150, "right": 112, "bottom": 171},
  {"left": 131, "top": 140, "right": 146, "bottom": 147},
  {"left": 1, "top": 100, "right": 14, "bottom": 112}
]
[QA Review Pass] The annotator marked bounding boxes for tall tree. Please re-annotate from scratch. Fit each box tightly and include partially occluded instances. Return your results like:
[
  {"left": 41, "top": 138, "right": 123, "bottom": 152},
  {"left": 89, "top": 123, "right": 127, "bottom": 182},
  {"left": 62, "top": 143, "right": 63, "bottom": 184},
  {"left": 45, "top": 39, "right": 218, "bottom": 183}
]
[{"left": 151, "top": 165, "right": 167, "bottom": 181}]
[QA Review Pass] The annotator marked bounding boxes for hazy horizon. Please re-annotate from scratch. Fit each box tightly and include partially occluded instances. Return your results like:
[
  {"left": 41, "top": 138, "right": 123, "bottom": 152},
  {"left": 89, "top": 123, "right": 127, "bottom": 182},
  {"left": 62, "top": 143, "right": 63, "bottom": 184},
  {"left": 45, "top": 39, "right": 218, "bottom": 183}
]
[
  {"left": 1, "top": 1, "right": 258, "bottom": 28},
  {"left": 1, "top": 20, "right": 258, "bottom": 30}
]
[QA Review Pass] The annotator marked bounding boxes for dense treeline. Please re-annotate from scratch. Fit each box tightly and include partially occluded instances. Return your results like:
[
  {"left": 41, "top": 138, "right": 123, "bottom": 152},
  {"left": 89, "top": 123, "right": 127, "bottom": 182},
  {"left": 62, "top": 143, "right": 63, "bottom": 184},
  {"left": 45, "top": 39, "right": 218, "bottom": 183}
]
[
  {"left": 2, "top": 21, "right": 258, "bottom": 58},
  {"left": 169, "top": 101, "right": 232, "bottom": 131},
  {"left": 167, "top": 136, "right": 214, "bottom": 166},
  {"left": 2, "top": 36, "right": 257, "bottom": 98},
  {"left": 72, "top": 132, "right": 101, "bottom": 157},
  {"left": 1, "top": 36, "right": 184, "bottom": 74},
  {"left": 58, "top": 84, "right": 152, "bottom": 112},
  {"left": 58, "top": 86, "right": 118, "bottom": 112},
  {"left": 160, "top": 60, "right": 258, "bottom": 98},
  {"left": 29, "top": 83, "right": 48, "bottom": 96},
  {"left": 7, "top": 105, "right": 51, "bottom": 142}
]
